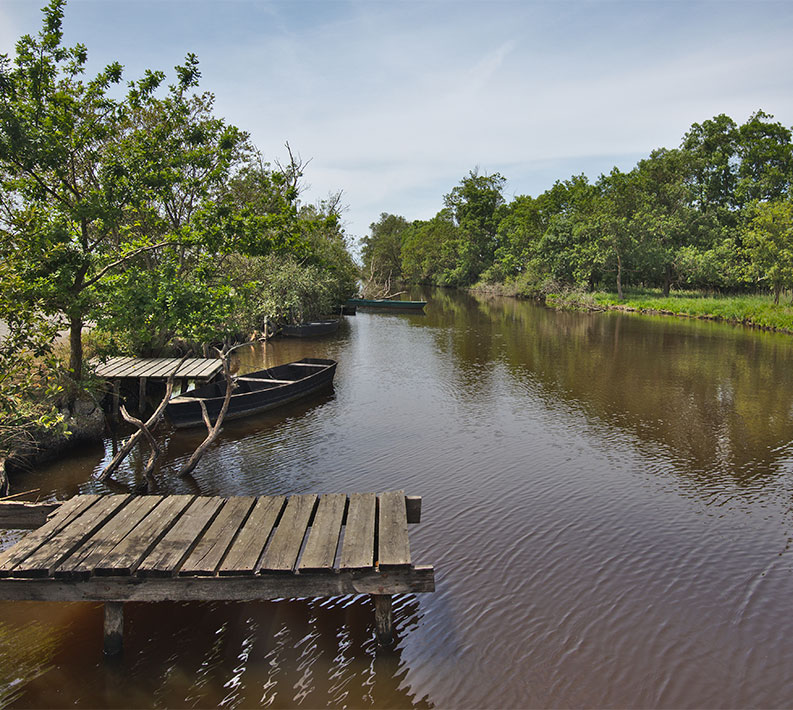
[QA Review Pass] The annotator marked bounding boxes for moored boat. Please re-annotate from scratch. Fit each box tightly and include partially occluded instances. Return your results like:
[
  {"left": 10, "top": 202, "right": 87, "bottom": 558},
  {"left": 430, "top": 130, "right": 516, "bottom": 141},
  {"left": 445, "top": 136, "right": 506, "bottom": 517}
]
[
  {"left": 346, "top": 298, "right": 426, "bottom": 311},
  {"left": 281, "top": 320, "right": 339, "bottom": 337},
  {"left": 166, "top": 358, "right": 337, "bottom": 428}
]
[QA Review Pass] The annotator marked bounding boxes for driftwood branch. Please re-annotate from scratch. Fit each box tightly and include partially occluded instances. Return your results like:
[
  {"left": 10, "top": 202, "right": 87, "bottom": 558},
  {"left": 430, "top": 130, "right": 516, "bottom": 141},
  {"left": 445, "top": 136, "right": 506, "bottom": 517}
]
[
  {"left": 119, "top": 405, "right": 161, "bottom": 478},
  {"left": 96, "top": 353, "right": 190, "bottom": 481},
  {"left": 178, "top": 347, "right": 234, "bottom": 477}
]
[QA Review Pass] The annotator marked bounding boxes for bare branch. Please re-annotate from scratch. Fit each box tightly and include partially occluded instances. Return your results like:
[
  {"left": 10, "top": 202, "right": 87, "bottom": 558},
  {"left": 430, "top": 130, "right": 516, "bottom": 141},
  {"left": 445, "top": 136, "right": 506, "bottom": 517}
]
[{"left": 97, "top": 352, "right": 190, "bottom": 481}]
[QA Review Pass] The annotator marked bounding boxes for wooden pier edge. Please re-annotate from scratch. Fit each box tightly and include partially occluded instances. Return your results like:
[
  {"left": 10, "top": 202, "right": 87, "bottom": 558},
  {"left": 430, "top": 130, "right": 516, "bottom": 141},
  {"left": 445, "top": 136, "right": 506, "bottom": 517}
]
[{"left": 0, "top": 492, "right": 435, "bottom": 654}]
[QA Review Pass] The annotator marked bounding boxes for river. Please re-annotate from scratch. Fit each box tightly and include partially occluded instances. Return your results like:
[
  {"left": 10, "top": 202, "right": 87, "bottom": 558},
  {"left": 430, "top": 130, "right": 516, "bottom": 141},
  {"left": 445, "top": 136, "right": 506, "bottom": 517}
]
[{"left": 2, "top": 288, "right": 793, "bottom": 708}]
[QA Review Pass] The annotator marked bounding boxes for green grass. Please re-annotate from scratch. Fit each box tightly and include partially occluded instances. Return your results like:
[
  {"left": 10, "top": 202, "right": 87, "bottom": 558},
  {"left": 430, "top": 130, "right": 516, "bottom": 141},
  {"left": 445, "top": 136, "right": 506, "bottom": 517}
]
[{"left": 571, "top": 288, "right": 793, "bottom": 332}]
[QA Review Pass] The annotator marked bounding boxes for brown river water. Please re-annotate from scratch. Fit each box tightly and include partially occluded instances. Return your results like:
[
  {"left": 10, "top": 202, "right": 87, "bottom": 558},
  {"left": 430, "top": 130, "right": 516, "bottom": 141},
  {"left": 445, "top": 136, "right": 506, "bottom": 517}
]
[{"left": 2, "top": 288, "right": 793, "bottom": 708}]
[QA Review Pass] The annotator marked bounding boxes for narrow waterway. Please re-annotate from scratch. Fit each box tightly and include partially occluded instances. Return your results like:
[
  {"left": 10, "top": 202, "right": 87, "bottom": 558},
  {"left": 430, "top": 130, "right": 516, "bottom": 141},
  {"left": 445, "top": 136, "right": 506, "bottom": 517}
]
[{"left": 3, "top": 289, "right": 793, "bottom": 708}]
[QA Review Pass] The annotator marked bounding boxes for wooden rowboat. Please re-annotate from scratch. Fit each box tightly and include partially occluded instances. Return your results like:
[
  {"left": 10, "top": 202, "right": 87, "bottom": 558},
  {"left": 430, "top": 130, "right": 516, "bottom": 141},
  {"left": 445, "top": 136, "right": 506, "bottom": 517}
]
[
  {"left": 166, "top": 358, "right": 337, "bottom": 428},
  {"left": 346, "top": 298, "right": 426, "bottom": 312}
]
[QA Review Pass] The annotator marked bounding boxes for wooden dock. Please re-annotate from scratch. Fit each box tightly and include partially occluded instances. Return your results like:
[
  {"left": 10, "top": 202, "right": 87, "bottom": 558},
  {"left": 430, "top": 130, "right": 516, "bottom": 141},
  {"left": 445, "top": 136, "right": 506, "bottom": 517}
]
[
  {"left": 94, "top": 357, "right": 223, "bottom": 381},
  {"left": 0, "top": 491, "right": 434, "bottom": 653},
  {"left": 92, "top": 356, "right": 224, "bottom": 413}
]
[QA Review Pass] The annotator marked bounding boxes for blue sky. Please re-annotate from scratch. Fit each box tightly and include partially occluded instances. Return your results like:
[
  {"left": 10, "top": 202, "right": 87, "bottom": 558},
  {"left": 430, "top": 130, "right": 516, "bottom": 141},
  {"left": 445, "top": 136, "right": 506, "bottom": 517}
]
[{"left": 2, "top": 0, "right": 793, "bottom": 245}]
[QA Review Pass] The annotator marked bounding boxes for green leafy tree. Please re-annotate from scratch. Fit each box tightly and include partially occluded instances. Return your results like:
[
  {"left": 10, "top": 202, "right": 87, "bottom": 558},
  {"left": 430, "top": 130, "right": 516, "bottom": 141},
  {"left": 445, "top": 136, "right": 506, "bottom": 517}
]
[
  {"left": 360, "top": 213, "right": 409, "bottom": 283},
  {"left": 736, "top": 111, "right": 793, "bottom": 205},
  {"left": 0, "top": 0, "right": 250, "bottom": 384},
  {"left": 744, "top": 199, "right": 793, "bottom": 303},
  {"left": 401, "top": 212, "right": 461, "bottom": 284},
  {"left": 442, "top": 169, "right": 506, "bottom": 285}
]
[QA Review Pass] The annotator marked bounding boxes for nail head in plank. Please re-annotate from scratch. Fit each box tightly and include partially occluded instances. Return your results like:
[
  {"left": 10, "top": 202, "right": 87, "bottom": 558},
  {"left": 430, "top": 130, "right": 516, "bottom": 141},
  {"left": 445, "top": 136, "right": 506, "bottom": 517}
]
[
  {"left": 339, "top": 492, "right": 376, "bottom": 570},
  {"left": 219, "top": 496, "right": 285, "bottom": 576},
  {"left": 299, "top": 493, "right": 346, "bottom": 571},
  {"left": 0, "top": 495, "right": 102, "bottom": 576},
  {"left": 12, "top": 495, "right": 132, "bottom": 578},
  {"left": 259, "top": 494, "right": 317, "bottom": 573},
  {"left": 180, "top": 497, "right": 257, "bottom": 576},
  {"left": 94, "top": 495, "right": 194, "bottom": 576},
  {"left": 378, "top": 491, "right": 411, "bottom": 567},
  {"left": 56, "top": 496, "right": 163, "bottom": 579},
  {"left": 137, "top": 497, "right": 224, "bottom": 577}
]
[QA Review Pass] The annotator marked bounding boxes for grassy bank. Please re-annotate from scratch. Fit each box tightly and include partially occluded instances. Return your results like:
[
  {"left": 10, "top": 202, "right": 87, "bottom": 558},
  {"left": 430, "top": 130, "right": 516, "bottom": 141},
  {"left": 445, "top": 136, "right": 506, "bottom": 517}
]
[{"left": 549, "top": 288, "right": 793, "bottom": 333}]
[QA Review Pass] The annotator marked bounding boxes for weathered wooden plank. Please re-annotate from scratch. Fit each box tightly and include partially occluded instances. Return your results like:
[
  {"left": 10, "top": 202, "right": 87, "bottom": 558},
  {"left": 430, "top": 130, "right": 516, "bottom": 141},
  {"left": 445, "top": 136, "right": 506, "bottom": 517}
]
[
  {"left": 0, "top": 565, "right": 436, "bottom": 601},
  {"left": 193, "top": 359, "right": 223, "bottom": 379},
  {"left": 378, "top": 491, "right": 410, "bottom": 567},
  {"left": 180, "top": 497, "right": 256, "bottom": 576},
  {"left": 12, "top": 495, "right": 132, "bottom": 578},
  {"left": 55, "top": 496, "right": 162, "bottom": 579},
  {"left": 259, "top": 494, "right": 317, "bottom": 573},
  {"left": 134, "top": 360, "right": 163, "bottom": 378},
  {"left": 0, "top": 501, "right": 61, "bottom": 529},
  {"left": 136, "top": 497, "right": 224, "bottom": 577},
  {"left": 219, "top": 496, "right": 285, "bottom": 576},
  {"left": 0, "top": 496, "right": 101, "bottom": 576},
  {"left": 339, "top": 492, "right": 376, "bottom": 570},
  {"left": 93, "top": 495, "right": 194, "bottom": 576},
  {"left": 298, "top": 493, "right": 346, "bottom": 571},
  {"left": 122, "top": 358, "right": 161, "bottom": 378},
  {"left": 94, "top": 357, "right": 135, "bottom": 378}
]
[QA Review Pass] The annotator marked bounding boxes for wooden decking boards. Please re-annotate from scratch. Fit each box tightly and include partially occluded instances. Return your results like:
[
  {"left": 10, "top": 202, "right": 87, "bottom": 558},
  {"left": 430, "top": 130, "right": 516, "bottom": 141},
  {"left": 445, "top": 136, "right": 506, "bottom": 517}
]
[
  {"left": 93, "top": 357, "right": 223, "bottom": 381},
  {"left": 0, "top": 492, "right": 434, "bottom": 653}
]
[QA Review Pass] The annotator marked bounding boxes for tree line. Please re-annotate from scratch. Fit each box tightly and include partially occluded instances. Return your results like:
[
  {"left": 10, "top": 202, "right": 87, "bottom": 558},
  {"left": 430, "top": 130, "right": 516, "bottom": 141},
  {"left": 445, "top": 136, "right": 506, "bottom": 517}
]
[{"left": 361, "top": 111, "right": 793, "bottom": 303}]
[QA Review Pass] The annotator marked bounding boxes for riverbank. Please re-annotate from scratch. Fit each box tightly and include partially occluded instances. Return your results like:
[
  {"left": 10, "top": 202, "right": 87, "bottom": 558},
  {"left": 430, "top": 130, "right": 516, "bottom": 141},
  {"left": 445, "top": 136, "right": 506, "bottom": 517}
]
[{"left": 471, "top": 281, "right": 793, "bottom": 334}]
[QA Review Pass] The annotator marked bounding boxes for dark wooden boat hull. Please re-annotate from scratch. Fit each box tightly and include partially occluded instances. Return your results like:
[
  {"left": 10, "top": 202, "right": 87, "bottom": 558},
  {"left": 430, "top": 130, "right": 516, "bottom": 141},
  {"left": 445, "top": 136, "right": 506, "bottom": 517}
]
[
  {"left": 281, "top": 320, "right": 339, "bottom": 337},
  {"left": 166, "top": 358, "right": 337, "bottom": 429},
  {"left": 346, "top": 298, "right": 426, "bottom": 311}
]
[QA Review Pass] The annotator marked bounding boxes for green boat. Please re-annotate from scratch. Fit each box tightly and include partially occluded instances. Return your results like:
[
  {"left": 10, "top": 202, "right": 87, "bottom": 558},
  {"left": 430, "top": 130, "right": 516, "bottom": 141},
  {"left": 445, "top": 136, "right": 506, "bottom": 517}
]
[{"left": 346, "top": 298, "right": 427, "bottom": 312}]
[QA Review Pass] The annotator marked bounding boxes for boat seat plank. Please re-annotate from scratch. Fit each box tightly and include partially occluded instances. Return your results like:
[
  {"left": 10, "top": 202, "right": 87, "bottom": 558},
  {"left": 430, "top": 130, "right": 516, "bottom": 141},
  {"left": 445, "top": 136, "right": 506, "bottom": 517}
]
[
  {"left": 0, "top": 495, "right": 102, "bottom": 576},
  {"left": 378, "top": 491, "right": 411, "bottom": 567},
  {"left": 137, "top": 497, "right": 225, "bottom": 578},
  {"left": 260, "top": 494, "right": 317, "bottom": 572},
  {"left": 339, "top": 492, "right": 376, "bottom": 570},
  {"left": 219, "top": 496, "right": 285, "bottom": 576},
  {"left": 180, "top": 497, "right": 257, "bottom": 576},
  {"left": 12, "top": 495, "right": 132, "bottom": 578},
  {"left": 94, "top": 496, "right": 194, "bottom": 576},
  {"left": 298, "top": 493, "right": 347, "bottom": 571},
  {"left": 56, "top": 496, "right": 163, "bottom": 579}
]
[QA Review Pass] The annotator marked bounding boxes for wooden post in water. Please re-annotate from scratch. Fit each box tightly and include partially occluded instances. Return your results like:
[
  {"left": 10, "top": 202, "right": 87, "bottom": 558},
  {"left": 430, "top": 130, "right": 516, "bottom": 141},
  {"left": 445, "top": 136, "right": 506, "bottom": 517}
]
[
  {"left": 104, "top": 602, "right": 124, "bottom": 655},
  {"left": 138, "top": 377, "right": 147, "bottom": 414},
  {"left": 373, "top": 594, "right": 393, "bottom": 646},
  {"left": 112, "top": 380, "right": 121, "bottom": 421}
]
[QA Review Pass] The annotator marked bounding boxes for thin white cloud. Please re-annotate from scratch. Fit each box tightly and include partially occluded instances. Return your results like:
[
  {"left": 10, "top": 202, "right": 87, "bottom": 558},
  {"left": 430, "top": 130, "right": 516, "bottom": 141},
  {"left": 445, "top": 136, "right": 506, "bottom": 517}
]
[{"left": 2, "top": 0, "right": 793, "bottom": 238}]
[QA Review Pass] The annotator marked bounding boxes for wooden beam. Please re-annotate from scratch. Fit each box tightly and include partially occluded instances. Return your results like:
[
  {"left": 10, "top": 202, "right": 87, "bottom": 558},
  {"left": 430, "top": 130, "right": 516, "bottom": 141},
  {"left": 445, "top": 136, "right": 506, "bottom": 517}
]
[{"left": 0, "top": 566, "right": 436, "bottom": 601}]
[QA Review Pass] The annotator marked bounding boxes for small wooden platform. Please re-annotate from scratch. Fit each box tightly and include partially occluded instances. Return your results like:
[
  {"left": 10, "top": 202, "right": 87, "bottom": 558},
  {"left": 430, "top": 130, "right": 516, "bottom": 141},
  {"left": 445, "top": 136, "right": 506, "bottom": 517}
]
[
  {"left": 0, "top": 492, "right": 433, "bottom": 653},
  {"left": 93, "top": 357, "right": 222, "bottom": 381}
]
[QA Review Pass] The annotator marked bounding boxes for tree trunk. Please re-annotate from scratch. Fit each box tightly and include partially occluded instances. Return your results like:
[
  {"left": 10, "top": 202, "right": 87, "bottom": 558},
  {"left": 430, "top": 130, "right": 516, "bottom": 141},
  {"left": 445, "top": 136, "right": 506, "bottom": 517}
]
[
  {"left": 69, "top": 314, "right": 84, "bottom": 382},
  {"left": 774, "top": 284, "right": 781, "bottom": 304},
  {"left": 616, "top": 253, "right": 624, "bottom": 300},
  {"left": 662, "top": 264, "right": 672, "bottom": 297}
]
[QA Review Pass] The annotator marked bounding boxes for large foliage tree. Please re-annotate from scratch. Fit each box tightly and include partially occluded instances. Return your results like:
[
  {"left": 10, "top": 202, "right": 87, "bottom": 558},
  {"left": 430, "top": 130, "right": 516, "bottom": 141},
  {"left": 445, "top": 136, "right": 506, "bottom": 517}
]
[{"left": 0, "top": 0, "right": 269, "bottom": 383}]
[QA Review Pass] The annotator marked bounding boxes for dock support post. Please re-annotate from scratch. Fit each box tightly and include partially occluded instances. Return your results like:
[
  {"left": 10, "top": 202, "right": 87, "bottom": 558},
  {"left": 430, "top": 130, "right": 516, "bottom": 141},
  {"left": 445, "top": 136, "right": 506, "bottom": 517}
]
[
  {"left": 104, "top": 602, "right": 124, "bottom": 656},
  {"left": 373, "top": 594, "right": 393, "bottom": 646},
  {"left": 112, "top": 380, "right": 121, "bottom": 421},
  {"left": 139, "top": 377, "right": 147, "bottom": 413}
]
